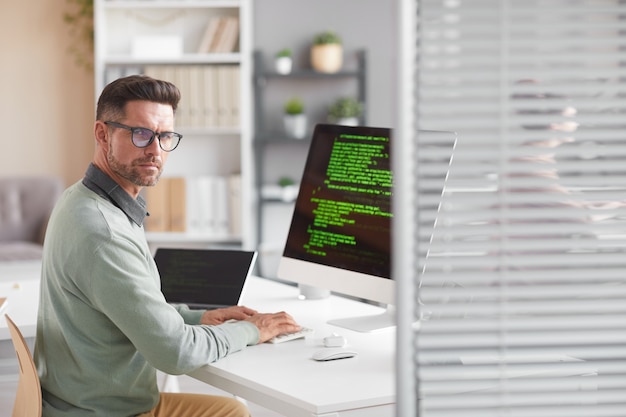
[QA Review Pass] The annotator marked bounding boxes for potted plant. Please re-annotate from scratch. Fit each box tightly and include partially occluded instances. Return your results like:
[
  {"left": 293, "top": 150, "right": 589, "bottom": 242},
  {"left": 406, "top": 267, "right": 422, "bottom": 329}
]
[
  {"left": 275, "top": 48, "right": 293, "bottom": 74},
  {"left": 283, "top": 97, "right": 307, "bottom": 139},
  {"left": 278, "top": 176, "right": 298, "bottom": 201},
  {"left": 310, "top": 30, "right": 342, "bottom": 73},
  {"left": 328, "top": 97, "right": 362, "bottom": 126},
  {"left": 63, "top": 0, "right": 94, "bottom": 71}
]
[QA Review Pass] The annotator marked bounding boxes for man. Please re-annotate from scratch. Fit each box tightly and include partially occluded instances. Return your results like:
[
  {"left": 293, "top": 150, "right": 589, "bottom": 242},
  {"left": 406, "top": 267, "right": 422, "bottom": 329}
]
[{"left": 34, "top": 75, "right": 301, "bottom": 417}]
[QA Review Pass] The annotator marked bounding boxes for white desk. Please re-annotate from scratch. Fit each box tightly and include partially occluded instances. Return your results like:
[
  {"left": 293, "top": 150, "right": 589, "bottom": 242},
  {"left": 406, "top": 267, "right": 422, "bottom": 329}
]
[
  {"left": 0, "top": 262, "right": 395, "bottom": 417},
  {"left": 0, "top": 260, "right": 40, "bottom": 394},
  {"left": 189, "top": 276, "right": 396, "bottom": 417},
  {"left": 0, "top": 260, "right": 41, "bottom": 340}
]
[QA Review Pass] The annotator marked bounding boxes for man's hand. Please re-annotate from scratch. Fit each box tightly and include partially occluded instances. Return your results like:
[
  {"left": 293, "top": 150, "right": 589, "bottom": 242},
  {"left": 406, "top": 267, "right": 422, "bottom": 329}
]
[
  {"left": 244, "top": 311, "right": 302, "bottom": 344},
  {"left": 200, "top": 306, "right": 257, "bottom": 325}
]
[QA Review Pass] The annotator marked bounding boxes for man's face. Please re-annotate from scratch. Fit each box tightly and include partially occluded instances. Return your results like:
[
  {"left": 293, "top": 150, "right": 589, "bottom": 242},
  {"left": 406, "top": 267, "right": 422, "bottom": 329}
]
[{"left": 105, "top": 100, "right": 174, "bottom": 192}]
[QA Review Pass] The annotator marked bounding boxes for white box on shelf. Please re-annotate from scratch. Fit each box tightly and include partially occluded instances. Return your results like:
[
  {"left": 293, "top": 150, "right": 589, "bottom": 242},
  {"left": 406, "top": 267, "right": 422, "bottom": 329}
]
[{"left": 132, "top": 36, "right": 183, "bottom": 59}]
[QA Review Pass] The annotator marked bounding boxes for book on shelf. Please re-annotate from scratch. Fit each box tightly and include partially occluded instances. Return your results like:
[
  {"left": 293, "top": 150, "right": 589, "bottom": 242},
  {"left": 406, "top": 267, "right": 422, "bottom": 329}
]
[
  {"left": 197, "top": 16, "right": 240, "bottom": 53},
  {"left": 214, "top": 17, "right": 240, "bottom": 53},
  {"left": 144, "top": 175, "right": 240, "bottom": 238},
  {"left": 197, "top": 17, "right": 222, "bottom": 53},
  {"left": 209, "top": 18, "right": 229, "bottom": 52}
]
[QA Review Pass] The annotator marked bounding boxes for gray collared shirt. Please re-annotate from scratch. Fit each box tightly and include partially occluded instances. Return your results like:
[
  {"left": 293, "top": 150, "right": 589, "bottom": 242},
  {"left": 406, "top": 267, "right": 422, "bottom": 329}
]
[{"left": 82, "top": 163, "right": 148, "bottom": 226}]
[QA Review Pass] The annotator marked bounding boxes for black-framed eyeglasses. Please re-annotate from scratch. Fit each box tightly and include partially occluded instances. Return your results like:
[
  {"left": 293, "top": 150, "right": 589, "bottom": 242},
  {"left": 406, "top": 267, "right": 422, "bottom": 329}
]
[{"left": 104, "top": 121, "right": 182, "bottom": 152}]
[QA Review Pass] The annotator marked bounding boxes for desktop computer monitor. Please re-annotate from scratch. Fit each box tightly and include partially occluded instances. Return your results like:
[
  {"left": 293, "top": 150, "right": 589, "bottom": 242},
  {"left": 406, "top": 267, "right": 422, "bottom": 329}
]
[
  {"left": 277, "top": 124, "right": 456, "bottom": 333},
  {"left": 277, "top": 123, "right": 394, "bottom": 332}
]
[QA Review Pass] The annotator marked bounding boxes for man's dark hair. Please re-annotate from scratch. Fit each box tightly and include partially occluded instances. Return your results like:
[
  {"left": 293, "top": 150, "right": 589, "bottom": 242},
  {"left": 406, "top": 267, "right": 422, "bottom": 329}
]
[{"left": 96, "top": 75, "right": 181, "bottom": 121}]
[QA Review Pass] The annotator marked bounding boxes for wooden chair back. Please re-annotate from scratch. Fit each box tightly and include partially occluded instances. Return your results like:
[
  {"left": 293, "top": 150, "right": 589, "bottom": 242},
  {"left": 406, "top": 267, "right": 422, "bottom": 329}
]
[{"left": 5, "top": 315, "right": 42, "bottom": 417}]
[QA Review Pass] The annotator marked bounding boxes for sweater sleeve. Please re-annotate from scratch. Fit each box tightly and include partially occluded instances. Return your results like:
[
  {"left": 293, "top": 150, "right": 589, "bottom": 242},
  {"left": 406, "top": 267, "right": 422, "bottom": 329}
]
[
  {"left": 171, "top": 304, "right": 260, "bottom": 344},
  {"left": 82, "top": 235, "right": 259, "bottom": 375},
  {"left": 172, "top": 304, "right": 205, "bottom": 324}
]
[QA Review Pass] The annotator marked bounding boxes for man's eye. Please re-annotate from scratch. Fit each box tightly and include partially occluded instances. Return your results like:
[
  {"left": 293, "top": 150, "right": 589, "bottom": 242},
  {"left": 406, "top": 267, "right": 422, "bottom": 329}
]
[{"left": 135, "top": 129, "right": 154, "bottom": 141}]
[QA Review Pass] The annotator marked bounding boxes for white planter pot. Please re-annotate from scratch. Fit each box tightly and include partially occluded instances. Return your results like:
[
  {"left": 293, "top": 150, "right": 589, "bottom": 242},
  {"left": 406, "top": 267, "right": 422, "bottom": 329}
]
[
  {"left": 275, "top": 57, "right": 292, "bottom": 74},
  {"left": 280, "top": 185, "right": 299, "bottom": 202},
  {"left": 284, "top": 114, "right": 307, "bottom": 139},
  {"left": 332, "top": 117, "right": 359, "bottom": 126}
]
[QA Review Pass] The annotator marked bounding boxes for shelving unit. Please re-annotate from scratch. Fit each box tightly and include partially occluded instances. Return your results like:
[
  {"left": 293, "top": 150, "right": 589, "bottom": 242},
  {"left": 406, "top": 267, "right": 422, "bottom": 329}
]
[
  {"left": 94, "top": 0, "right": 254, "bottom": 251},
  {"left": 252, "top": 49, "right": 367, "bottom": 275}
]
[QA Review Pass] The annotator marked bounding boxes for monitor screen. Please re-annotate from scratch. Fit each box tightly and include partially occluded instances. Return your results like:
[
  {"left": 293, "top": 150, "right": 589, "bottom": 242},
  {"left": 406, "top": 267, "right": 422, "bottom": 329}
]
[{"left": 278, "top": 124, "right": 394, "bottom": 332}]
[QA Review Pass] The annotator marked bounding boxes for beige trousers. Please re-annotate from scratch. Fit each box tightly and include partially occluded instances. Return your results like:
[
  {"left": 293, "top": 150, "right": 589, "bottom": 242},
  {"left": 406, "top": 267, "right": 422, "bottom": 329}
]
[{"left": 137, "top": 393, "right": 250, "bottom": 417}]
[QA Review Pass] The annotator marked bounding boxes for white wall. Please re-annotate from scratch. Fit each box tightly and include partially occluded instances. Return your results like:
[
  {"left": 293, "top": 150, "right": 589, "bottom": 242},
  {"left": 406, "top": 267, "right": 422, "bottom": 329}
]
[
  {"left": 252, "top": 0, "right": 398, "bottom": 265},
  {"left": 253, "top": 0, "right": 397, "bottom": 129},
  {"left": 0, "top": 0, "right": 397, "bottom": 193}
]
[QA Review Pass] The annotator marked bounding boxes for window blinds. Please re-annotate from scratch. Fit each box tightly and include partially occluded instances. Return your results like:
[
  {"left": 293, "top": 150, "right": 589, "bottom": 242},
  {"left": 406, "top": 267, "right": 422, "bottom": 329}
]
[{"left": 404, "top": 1, "right": 626, "bottom": 416}]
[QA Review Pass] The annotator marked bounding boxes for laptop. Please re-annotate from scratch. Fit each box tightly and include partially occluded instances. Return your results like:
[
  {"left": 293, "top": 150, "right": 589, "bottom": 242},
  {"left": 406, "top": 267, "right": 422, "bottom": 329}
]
[{"left": 154, "top": 248, "right": 257, "bottom": 310}]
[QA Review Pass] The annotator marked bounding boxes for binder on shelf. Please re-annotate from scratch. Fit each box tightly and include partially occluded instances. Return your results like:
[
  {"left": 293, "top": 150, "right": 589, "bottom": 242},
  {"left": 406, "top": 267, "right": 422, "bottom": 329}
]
[
  {"left": 175, "top": 66, "right": 191, "bottom": 127},
  {"left": 197, "top": 176, "right": 216, "bottom": 234},
  {"left": 188, "top": 65, "right": 202, "bottom": 127},
  {"left": 185, "top": 177, "right": 202, "bottom": 233},
  {"left": 144, "top": 177, "right": 187, "bottom": 233},
  {"left": 142, "top": 173, "right": 237, "bottom": 237},
  {"left": 214, "top": 176, "right": 230, "bottom": 237},
  {"left": 144, "top": 178, "right": 170, "bottom": 232},
  {"left": 202, "top": 66, "right": 219, "bottom": 127},
  {"left": 228, "top": 174, "right": 242, "bottom": 237},
  {"left": 168, "top": 177, "right": 187, "bottom": 232},
  {"left": 230, "top": 65, "right": 241, "bottom": 126},
  {"left": 143, "top": 64, "right": 239, "bottom": 129},
  {"left": 216, "top": 66, "right": 234, "bottom": 127}
]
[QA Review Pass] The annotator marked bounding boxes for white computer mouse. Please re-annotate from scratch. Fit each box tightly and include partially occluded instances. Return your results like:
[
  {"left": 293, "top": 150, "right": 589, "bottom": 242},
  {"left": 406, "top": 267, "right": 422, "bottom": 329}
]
[{"left": 312, "top": 348, "right": 358, "bottom": 361}]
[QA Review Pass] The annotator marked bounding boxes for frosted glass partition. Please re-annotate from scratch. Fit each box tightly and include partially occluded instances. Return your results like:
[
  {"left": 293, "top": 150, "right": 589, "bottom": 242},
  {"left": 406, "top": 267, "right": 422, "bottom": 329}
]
[
  {"left": 403, "top": 1, "right": 626, "bottom": 415},
  {"left": 416, "top": 113, "right": 626, "bottom": 415}
]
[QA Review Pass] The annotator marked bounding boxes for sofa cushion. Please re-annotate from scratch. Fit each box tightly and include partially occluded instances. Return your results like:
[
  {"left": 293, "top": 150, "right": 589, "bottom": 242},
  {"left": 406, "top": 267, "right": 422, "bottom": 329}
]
[
  {"left": 0, "top": 242, "right": 44, "bottom": 261},
  {"left": 0, "top": 176, "right": 63, "bottom": 245}
]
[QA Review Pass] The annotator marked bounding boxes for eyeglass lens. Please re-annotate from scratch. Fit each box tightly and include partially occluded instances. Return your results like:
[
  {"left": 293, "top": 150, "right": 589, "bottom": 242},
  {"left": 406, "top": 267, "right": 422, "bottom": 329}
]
[{"left": 131, "top": 128, "right": 180, "bottom": 151}]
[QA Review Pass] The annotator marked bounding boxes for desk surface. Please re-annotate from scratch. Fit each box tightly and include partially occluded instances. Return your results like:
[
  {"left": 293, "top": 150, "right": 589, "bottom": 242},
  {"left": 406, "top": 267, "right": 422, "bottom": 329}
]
[
  {"left": 0, "top": 260, "right": 41, "bottom": 340},
  {"left": 0, "top": 261, "right": 395, "bottom": 417},
  {"left": 189, "top": 276, "right": 396, "bottom": 417}
]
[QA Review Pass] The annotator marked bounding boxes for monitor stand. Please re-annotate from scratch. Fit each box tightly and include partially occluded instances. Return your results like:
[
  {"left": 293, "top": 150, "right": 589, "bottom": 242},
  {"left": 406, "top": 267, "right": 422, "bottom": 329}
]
[{"left": 328, "top": 305, "right": 396, "bottom": 333}]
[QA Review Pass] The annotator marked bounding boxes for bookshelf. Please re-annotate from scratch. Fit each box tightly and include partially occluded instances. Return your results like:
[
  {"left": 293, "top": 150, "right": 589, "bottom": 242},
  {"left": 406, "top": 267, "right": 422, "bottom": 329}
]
[
  {"left": 94, "top": 0, "right": 253, "bottom": 250},
  {"left": 252, "top": 49, "right": 367, "bottom": 276}
]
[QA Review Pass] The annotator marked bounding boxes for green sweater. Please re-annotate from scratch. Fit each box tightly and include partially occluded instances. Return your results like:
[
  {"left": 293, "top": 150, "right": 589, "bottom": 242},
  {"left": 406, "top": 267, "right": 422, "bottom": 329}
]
[{"left": 34, "top": 168, "right": 259, "bottom": 417}]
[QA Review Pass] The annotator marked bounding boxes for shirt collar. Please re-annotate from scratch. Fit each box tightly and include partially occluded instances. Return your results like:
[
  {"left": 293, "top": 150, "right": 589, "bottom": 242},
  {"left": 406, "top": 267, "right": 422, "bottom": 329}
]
[{"left": 82, "top": 163, "right": 148, "bottom": 227}]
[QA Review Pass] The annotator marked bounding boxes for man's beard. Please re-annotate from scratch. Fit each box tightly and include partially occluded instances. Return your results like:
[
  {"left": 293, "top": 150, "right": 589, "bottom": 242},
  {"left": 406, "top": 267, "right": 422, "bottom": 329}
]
[{"left": 108, "top": 151, "right": 162, "bottom": 187}]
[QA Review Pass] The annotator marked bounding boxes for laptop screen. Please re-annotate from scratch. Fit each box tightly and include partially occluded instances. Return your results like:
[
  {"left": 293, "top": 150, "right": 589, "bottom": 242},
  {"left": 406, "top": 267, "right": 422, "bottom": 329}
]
[{"left": 154, "top": 248, "right": 257, "bottom": 309}]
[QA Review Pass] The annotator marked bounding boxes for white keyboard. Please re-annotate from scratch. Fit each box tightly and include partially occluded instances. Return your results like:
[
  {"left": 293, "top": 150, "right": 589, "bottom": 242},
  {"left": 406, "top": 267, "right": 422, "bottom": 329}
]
[{"left": 268, "top": 327, "right": 314, "bottom": 344}]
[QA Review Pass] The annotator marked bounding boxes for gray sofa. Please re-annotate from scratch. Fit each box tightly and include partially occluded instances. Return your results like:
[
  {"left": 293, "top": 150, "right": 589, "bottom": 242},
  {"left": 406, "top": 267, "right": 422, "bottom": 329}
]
[{"left": 0, "top": 176, "right": 64, "bottom": 261}]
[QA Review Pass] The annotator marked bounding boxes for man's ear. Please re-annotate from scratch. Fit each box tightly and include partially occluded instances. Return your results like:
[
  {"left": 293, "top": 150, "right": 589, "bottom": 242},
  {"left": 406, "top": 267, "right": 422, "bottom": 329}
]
[{"left": 94, "top": 121, "right": 108, "bottom": 147}]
